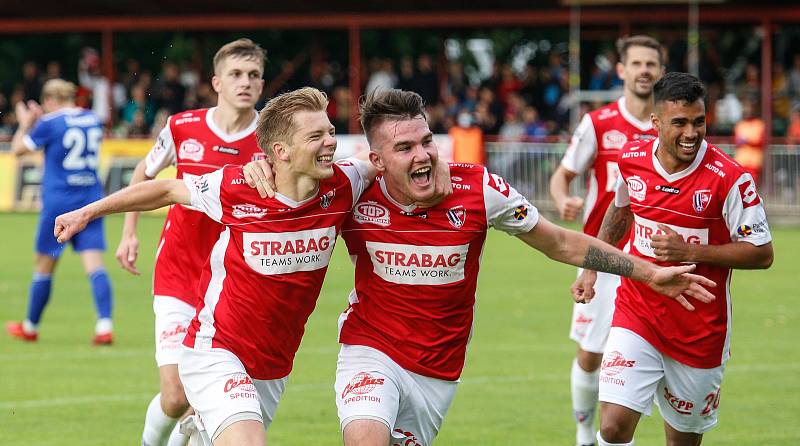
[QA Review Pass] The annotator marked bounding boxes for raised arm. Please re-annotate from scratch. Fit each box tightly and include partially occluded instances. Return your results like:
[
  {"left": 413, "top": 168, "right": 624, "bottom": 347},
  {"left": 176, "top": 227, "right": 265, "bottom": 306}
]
[
  {"left": 549, "top": 165, "right": 584, "bottom": 221},
  {"left": 516, "top": 216, "right": 716, "bottom": 311},
  {"left": 10, "top": 101, "right": 43, "bottom": 156},
  {"left": 55, "top": 179, "right": 190, "bottom": 243}
]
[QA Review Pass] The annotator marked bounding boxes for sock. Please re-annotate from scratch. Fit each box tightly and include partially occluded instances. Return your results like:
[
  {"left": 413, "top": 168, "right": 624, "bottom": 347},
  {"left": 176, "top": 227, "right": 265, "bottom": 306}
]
[
  {"left": 142, "top": 393, "right": 180, "bottom": 446},
  {"left": 89, "top": 269, "right": 113, "bottom": 321},
  {"left": 166, "top": 420, "right": 189, "bottom": 446},
  {"left": 26, "top": 273, "right": 53, "bottom": 326},
  {"left": 596, "top": 431, "right": 634, "bottom": 446},
  {"left": 572, "top": 358, "right": 600, "bottom": 445},
  {"left": 96, "top": 318, "right": 113, "bottom": 335}
]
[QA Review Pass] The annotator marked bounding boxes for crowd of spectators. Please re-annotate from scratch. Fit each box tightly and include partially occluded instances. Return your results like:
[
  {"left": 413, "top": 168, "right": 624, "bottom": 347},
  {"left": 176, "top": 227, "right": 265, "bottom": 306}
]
[{"left": 2, "top": 43, "right": 800, "bottom": 144}]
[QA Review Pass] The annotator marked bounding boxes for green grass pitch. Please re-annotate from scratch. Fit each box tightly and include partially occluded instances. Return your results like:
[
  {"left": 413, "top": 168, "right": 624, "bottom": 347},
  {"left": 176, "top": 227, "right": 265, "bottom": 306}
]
[{"left": 0, "top": 212, "right": 797, "bottom": 445}]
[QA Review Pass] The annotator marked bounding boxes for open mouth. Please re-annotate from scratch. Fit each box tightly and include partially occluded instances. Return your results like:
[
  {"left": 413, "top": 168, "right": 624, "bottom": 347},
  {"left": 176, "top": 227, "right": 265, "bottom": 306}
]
[
  {"left": 678, "top": 141, "right": 697, "bottom": 153},
  {"left": 410, "top": 166, "right": 432, "bottom": 186},
  {"left": 316, "top": 154, "right": 334, "bottom": 165}
]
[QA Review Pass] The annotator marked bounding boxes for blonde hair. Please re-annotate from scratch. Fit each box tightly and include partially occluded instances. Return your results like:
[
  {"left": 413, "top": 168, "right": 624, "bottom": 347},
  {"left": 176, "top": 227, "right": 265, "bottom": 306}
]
[
  {"left": 41, "top": 79, "right": 77, "bottom": 104},
  {"left": 213, "top": 38, "right": 267, "bottom": 74},
  {"left": 256, "top": 87, "right": 329, "bottom": 159}
]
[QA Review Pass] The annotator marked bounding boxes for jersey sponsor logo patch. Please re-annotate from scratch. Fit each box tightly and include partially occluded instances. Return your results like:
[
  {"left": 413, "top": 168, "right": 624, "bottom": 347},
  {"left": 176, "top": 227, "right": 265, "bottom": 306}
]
[
  {"left": 190, "top": 175, "right": 209, "bottom": 193},
  {"left": 224, "top": 373, "right": 256, "bottom": 394},
  {"left": 178, "top": 138, "right": 205, "bottom": 162},
  {"left": 736, "top": 224, "right": 752, "bottom": 237},
  {"left": 451, "top": 176, "right": 463, "bottom": 182},
  {"left": 704, "top": 163, "right": 726, "bottom": 178},
  {"left": 487, "top": 173, "right": 510, "bottom": 197},
  {"left": 636, "top": 133, "right": 656, "bottom": 141},
  {"left": 232, "top": 203, "right": 267, "bottom": 219},
  {"left": 242, "top": 227, "right": 336, "bottom": 275},
  {"left": 632, "top": 214, "right": 709, "bottom": 258},
  {"left": 446, "top": 205, "right": 466, "bottom": 228},
  {"left": 621, "top": 150, "right": 647, "bottom": 159},
  {"left": 341, "top": 372, "right": 384, "bottom": 398},
  {"left": 738, "top": 179, "right": 761, "bottom": 208},
  {"left": 320, "top": 189, "right": 335, "bottom": 209},
  {"left": 602, "top": 129, "right": 628, "bottom": 149},
  {"left": 597, "top": 108, "right": 619, "bottom": 120},
  {"left": 692, "top": 189, "right": 712, "bottom": 213},
  {"left": 174, "top": 116, "right": 201, "bottom": 125},
  {"left": 626, "top": 175, "right": 647, "bottom": 201},
  {"left": 366, "top": 241, "right": 468, "bottom": 285},
  {"left": 353, "top": 202, "right": 390, "bottom": 227},
  {"left": 663, "top": 386, "right": 694, "bottom": 415},
  {"left": 655, "top": 185, "right": 680, "bottom": 194},
  {"left": 513, "top": 205, "right": 528, "bottom": 221},
  {"left": 601, "top": 351, "right": 636, "bottom": 376},
  {"left": 213, "top": 145, "right": 240, "bottom": 155}
]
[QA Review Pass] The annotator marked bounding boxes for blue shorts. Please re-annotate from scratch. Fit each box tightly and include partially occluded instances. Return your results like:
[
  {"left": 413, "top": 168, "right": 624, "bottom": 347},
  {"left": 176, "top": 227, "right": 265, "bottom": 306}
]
[{"left": 35, "top": 207, "right": 106, "bottom": 258}]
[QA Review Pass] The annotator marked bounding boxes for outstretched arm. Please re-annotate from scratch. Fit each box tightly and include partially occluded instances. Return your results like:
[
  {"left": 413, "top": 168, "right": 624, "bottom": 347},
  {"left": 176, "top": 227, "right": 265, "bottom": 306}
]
[
  {"left": 516, "top": 216, "right": 716, "bottom": 311},
  {"left": 55, "top": 179, "right": 190, "bottom": 243}
]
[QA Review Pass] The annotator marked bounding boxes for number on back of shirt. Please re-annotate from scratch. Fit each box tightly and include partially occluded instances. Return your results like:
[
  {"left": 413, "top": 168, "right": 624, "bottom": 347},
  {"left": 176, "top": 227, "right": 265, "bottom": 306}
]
[{"left": 62, "top": 127, "right": 102, "bottom": 170}]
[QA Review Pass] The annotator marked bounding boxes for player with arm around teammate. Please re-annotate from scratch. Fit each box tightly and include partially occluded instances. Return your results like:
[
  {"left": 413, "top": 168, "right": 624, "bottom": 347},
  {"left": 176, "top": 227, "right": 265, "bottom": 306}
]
[
  {"left": 245, "top": 89, "right": 716, "bottom": 446},
  {"left": 6, "top": 79, "right": 114, "bottom": 346},
  {"left": 549, "top": 35, "right": 664, "bottom": 446},
  {"left": 573, "top": 72, "right": 773, "bottom": 446}
]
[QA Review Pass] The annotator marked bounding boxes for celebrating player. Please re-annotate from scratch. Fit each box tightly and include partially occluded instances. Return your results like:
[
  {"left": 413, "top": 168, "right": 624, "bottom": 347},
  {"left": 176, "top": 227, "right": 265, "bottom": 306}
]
[
  {"left": 549, "top": 35, "right": 664, "bottom": 446},
  {"left": 116, "top": 39, "right": 268, "bottom": 446},
  {"left": 54, "top": 87, "right": 378, "bottom": 446},
  {"left": 245, "top": 89, "right": 717, "bottom": 446},
  {"left": 6, "top": 79, "right": 114, "bottom": 346},
  {"left": 573, "top": 72, "right": 773, "bottom": 446}
]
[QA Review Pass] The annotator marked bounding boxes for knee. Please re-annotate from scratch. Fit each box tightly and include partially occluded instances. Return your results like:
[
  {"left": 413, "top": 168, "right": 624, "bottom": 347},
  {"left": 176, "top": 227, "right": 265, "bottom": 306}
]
[
  {"left": 160, "top": 385, "right": 189, "bottom": 418},
  {"left": 343, "top": 419, "right": 390, "bottom": 446},
  {"left": 577, "top": 349, "right": 603, "bottom": 372},
  {"left": 599, "top": 419, "right": 633, "bottom": 444}
]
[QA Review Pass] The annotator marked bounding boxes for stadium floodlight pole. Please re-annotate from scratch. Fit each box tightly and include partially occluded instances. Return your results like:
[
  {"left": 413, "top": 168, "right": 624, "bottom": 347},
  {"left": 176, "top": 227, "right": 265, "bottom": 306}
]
[
  {"left": 688, "top": 0, "right": 699, "bottom": 77},
  {"left": 569, "top": 4, "right": 581, "bottom": 132}
]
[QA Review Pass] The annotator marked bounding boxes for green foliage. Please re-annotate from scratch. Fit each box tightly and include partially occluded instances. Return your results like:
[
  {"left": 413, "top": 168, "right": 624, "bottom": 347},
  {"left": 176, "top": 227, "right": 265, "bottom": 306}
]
[{"left": 0, "top": 213, "right": 797, "bottom": 445}]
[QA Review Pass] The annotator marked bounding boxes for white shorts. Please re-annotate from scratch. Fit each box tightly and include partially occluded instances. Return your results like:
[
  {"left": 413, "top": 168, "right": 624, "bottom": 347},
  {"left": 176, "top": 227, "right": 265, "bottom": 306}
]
[
  {"left": 178, "top": 346, "right": 287, "bottom": 440},
  {"left": 153, "top": 295, "right": 196, "bottom": 367},
  {"left": 335, "top": 344, "right": 458, "bottom": 446},
  {"left": 569, "top": 270, "right": 620, "bottom": 353},
  {"left": 598, "top": 327, "right": 725, "bottom": 434}
]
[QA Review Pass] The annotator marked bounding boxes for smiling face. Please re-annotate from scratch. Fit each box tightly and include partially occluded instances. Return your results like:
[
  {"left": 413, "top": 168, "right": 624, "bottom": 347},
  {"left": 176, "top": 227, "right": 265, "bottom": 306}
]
[
  {"left": 653, "top": 99, "right": 706, "bottom": 171},
  {"left": 279, "top": 110, "right": 337, "bottom": 180},
  {"left": 369, "top": 116, "right": 439, "bottom": 205},
  {"left": 212, "top": 55, "right": 264, "bottom": 111},
  {"left": 617, "top": 45, "right": 664, "bottom": 100}
]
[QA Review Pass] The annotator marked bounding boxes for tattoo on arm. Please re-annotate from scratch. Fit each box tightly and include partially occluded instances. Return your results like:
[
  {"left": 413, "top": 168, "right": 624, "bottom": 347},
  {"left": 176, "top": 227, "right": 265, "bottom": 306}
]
[
  {"left": 583, "top": 246, "right": 634, "bottom": 277},
  {"left": 598, "top": 205, "right": 633, "bottom": 246}
]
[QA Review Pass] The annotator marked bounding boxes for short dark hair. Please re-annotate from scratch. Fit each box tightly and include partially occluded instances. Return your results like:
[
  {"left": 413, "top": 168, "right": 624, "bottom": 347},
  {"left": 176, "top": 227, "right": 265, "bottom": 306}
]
[
  {"left": 359, "top": 89, "right": 427, "bottom": 146},
  {"left": 616, "top": 35, "right": 664, "bottom": 65},
  {"left": 654, "top": 72, "right": 706, "bottom": 105}
]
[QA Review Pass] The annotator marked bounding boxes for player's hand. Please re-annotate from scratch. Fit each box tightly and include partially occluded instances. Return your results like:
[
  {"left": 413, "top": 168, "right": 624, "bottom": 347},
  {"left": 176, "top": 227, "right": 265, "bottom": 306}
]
[
  {"left": 15, "top": 100, "right": 43, "bottom": 129},
  {"left": 652, "top": 224, "right": 693, "bottom": 263},
  {"left": 54, "top": 209, "right": 91, "bottom": 244},
  {"left": 647, "top": 264, "right": 716, "bottom": 311},
  {"left": 242, "top": 159, "right": 276, "bottom": 199},
  {"left": 115, "top": 234, "right": 140, "bottom": 275},
  {"left": 571, "top": 269, "right": 598, "bottom": 304},
  {"left": 557, "top": 196, "right": 584, "bottom": 221},
  {"left": 415, "top": 160, "right": 453, "bottom": 208}
]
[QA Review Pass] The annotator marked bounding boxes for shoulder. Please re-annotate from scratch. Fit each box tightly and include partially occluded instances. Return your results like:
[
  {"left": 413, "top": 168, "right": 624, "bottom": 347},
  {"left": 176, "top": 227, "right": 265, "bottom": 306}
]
[
  {"left": 170, "top": 109, "right": 207, "bottom": 127},
  {"left": 618, "top": 138, "right": 653, "bottom": 164},
  {"left": 705, "top": 143, "right": 747, "bottom": 185},
  {"left": 588, "top": 101, "right": 621, "bottom": 123}
]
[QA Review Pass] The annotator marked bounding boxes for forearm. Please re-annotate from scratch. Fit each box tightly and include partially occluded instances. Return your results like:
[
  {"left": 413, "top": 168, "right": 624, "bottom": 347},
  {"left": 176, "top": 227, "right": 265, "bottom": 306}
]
[
  {"left": 10, "top": 126, "right": 33, "bottom": 156},
  {"left": 597, "top": 203, "right": 633, "bottom": 246},
  {"left": 548, "top": 167, "right": 573, "bottom": 204},
  {"left": 682, "top": 241, "right": 773, "bottom": 269},
  {"left": 555, "top": 229, "right": 655, "bottom": 282},
  {"left": 83, "top": 179, "right": 187, "bottom": 221}
]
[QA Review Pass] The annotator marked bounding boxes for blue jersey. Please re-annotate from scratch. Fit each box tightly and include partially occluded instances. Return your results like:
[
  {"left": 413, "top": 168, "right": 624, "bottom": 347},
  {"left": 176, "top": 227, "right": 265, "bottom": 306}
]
[{"left": 23, "top": 107, "right": 104, "bottom": 208}]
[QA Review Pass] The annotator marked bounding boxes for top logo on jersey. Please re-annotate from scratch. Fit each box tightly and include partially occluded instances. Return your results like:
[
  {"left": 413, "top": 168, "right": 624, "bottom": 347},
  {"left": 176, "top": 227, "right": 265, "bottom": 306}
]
[
  {"left": 232, "top": 203, "right": 267, "bottom": 219},
  {"left": 692, "top": 189, "right": 712, "bottom": 213},
  {"left": 602, "top": 130, "right": 628, "bottom": 149},
  {"left": 446, "top": 205, "right": 467, "bottom": 228},
  {"left": 179, "top": 138, "right": 205, "bottom": 162},
  {"left": 597, "top": 108, "right": 619, "bottom": 120},
  {"left": 320, "top": 189, "right": 335, "bottom": 209},
  {"left": 353, "top": 202, "right": 390, "bottom": 227},
  {"left": 626, "top": 175, "right": 647, "bottom": 202}
]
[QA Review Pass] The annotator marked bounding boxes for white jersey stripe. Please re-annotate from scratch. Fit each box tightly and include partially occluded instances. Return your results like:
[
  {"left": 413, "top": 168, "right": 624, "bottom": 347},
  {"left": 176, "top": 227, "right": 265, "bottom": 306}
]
[
  {"left": 194, "top": 227, "right": 231, "bottom": 350},
  {"left": 630, "top": 203, "right": 724, "bottom": 221},
  {"left": 721, "top": 270, "right": 733, "bottom": 365}
]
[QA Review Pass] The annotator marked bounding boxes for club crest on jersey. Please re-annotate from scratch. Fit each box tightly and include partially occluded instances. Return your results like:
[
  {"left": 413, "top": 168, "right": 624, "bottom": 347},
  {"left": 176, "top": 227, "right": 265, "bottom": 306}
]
[
  {"left": 320, "top": 189, "right": 335, "bottom": 209},
  {"left": 179, "top": 138, "right": 204, "bottom": 162},
  {"left": 602, "top": 129, "right": 628, "bottom": 149},
  {"left": 446, "top": 205, "right": 467, "bottom": 228},
  {"left": 353, "top": 202, "right": 390, "bottom": 227},
  {"left": 232, "top": 203, "right": 267, "bottom": 219},
  {"left": 692, "top": 189, "right": 712, "bottom": 213},
  {"left": 626, "top": 176, "right": 647, "bottom": 201}
]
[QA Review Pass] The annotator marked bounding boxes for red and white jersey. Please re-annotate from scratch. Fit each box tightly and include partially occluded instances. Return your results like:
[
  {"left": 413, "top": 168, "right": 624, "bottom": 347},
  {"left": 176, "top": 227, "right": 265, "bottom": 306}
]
[
  {"left": 181, "top": 159, "right": 370, "bottom": 380},
  {"left": 338, "top": 163, "right": 539, "bottom": 381},
  {"left": 144, "top": 108, "right": 263, "bottom": 305},
  {"left": 613, "top": 138, "right": 772, "bottom": 368},
  {"left": 561, "top": 97, "right": 657, "bottom": 241}
]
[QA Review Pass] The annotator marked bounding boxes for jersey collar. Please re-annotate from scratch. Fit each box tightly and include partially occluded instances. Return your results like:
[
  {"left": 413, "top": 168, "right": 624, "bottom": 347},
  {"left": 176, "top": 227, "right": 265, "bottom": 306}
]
[
  {"left": 378, "top": 177, "right": 418, "bottom": 213},
  {"left": 205, "top": 107, "right": 258, "bottom": 143},
  {"left": 651, "top": 137, "right": 708, "bottom": 182},
  {"left": 617, "top": 97, "right": 653, "bottom": 132}
]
